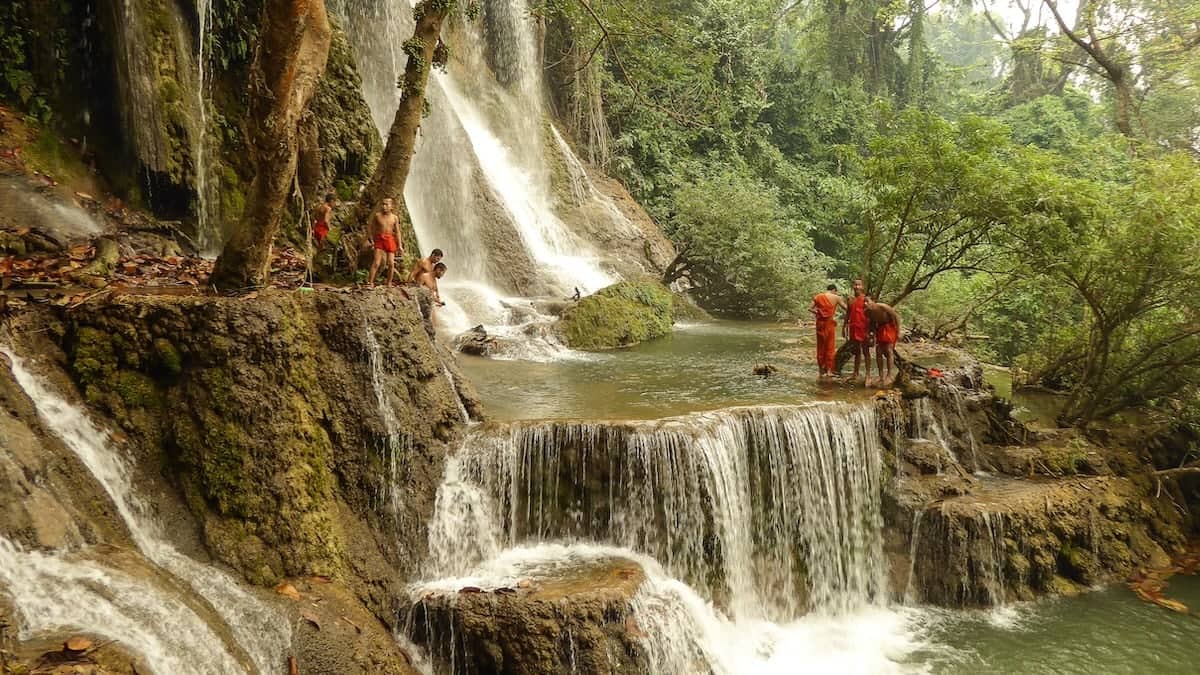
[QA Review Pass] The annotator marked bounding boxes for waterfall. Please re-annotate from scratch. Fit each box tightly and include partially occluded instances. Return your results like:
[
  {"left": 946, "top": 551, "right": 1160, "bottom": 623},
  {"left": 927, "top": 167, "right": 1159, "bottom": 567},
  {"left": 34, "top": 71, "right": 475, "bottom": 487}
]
[
  {"left": 332, "top": 0, "right": 625, "bottom": 347},
  {"left": 3, "top": 350, "right": 291, "bottom": 674},
  {"left": 194, "top": 0, "right": 217, "bottom": 255},
  {"left": 424, "top": 403, "right": 887, "bottom": 621},
  {"left": 363, "top": 318, "right": 414, "bottom": 514},
  {"left": 906, "top": 504, "right": 1011, "bottom": 607},
  {"left": 0, "top": 536, "right": 247, "bottom": 674}
]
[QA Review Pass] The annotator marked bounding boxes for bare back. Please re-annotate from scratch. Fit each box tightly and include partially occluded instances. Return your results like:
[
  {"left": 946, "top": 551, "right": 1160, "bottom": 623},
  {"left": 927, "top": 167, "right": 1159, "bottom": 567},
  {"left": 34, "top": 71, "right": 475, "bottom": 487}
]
[
  {"left": 866, "top": 303, "right": 899, "bottom": 327},
  {"left": 409, "top": 257, "right": 434, "bottom": 282}
]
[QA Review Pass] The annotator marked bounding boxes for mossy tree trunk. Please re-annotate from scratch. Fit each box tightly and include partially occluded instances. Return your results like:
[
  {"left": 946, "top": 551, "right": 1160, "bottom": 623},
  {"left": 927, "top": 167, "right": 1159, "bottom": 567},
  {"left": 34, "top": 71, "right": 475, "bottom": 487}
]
[
  {"left": 352, "top": 1, "right": 453, "bottom": 243},
  {"left": 210, "top": 0, "right": 332, "bottom": 291}
]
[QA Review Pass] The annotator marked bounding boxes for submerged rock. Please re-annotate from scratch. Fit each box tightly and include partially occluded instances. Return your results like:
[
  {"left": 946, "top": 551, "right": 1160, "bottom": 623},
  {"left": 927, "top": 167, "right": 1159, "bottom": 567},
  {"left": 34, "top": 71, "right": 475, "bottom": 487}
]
[
  {"left": 405, "top": 556, "right": 649, "bottom": 674},
  {"left": 453, "top": 325, "right": 499, "bottom": 357}
]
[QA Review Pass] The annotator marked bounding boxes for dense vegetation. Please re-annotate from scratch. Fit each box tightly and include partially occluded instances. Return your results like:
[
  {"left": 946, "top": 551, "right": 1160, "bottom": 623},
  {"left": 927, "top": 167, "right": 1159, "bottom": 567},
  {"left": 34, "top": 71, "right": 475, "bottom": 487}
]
[{"left": 543, "top": 0, "right": 1200, "bottom": 423}]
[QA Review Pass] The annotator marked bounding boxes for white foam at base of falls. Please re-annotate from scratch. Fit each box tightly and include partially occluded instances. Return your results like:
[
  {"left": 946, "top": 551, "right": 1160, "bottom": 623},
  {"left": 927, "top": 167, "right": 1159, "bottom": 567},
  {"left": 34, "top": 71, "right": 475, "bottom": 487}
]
[
  {"left": 410, "top": 542, "right": 935, "bottom": 675},
  {"left": 3, "top": 349, "right": 290, "bottom": 674},
  {"left": 429, "top": 403, "right": 887, "bottom": 620},
  {"left": 0, "top": 536, "right": 246, "bottom": 675}
]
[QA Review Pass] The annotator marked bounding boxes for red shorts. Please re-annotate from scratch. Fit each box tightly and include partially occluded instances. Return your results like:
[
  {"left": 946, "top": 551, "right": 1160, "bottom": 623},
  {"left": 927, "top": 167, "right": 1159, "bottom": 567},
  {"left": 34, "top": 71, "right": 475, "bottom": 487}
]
[
  {"left": 373, "top": 233, "right": 398, "bottom": 254},
  {"left": 313, "top": 220, "right": 329, "bottom": 241},
  {"left": 876, "top": 322, "right": 898, "bottom": 345}
]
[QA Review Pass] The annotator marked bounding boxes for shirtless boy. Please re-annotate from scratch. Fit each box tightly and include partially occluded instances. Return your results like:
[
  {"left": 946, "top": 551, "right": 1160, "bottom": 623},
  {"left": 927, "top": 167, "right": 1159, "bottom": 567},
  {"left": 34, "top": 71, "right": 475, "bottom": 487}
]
[
  {"left": 408, "top": 248, "right": 444, "bottom": 283},
  {"left": 367, "top": 198, "right": 402, "bottom": 288},
  {"left": 312, "top": 193, "right": 335, "bottom": 249},
  {"left": 865, "top": 297, "right": 901, "bottom": 387},
  {"left": 415, "top": 262, "right": 447, "bottom": 306}
]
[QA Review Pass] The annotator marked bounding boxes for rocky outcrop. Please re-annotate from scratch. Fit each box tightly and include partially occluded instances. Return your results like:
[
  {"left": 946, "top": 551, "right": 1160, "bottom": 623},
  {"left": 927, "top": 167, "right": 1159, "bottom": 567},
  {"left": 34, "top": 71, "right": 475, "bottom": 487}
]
[
  {"left": 545, "top": 124, "right": 676, "bottom": 279},
  {"left": 881, "top": 349, "right": 1191, "bottom": 607},
  {"left": 14, "top": 289, "right": 479, "bottom": 601},
  {"left": 0, "top": 359, "right": 127, "bottom": 551},
  {"left": 556, "top": 280, "right": 675, "bottom": 350},
  {"left": 406, "top": 557, "right": 648, "bottom": 675}
]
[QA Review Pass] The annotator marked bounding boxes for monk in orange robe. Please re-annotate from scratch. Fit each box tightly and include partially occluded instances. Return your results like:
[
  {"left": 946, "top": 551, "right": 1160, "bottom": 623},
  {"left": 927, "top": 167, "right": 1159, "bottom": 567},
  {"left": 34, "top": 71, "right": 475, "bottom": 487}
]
[{"left": 810, "top": 284, "right": 845, "bottom": 378}]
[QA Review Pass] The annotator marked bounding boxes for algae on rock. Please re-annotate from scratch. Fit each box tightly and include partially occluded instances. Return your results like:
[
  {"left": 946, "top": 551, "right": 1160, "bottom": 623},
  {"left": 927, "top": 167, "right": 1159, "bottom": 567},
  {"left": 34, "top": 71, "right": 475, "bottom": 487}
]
[
  {"left": 54, "top": 290, "right": 478, "bottom": 592},
  {"left": 557, "top": 280, "right": 675, "bottom": 350}
]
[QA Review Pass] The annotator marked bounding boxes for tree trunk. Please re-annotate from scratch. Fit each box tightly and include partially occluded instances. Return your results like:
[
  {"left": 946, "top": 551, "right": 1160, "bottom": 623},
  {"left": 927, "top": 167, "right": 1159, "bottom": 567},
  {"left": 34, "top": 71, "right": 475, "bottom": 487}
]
[
  {"left": 210, "top": 0, "right": 332, "bottom": 291},
  {"left": 353, "top": 2, "right": 452, "bottom": 238}
]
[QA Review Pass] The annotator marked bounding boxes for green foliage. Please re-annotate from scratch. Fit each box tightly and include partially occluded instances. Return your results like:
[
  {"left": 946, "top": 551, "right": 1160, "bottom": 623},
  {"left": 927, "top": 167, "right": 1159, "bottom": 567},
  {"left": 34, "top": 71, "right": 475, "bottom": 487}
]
[
  {"left": 210, "top": 0, "right": 261, "bottom": 70},
  {"left": 664, "top": 167, "right": 828, "bottom": 318},
  {"left": 0, "top": 0, "right": 52, "bottom": 121},
  {"left": 1012, "top": 151, "right": 1200, "bottom": 423},
  {"left": 558, "top": 280, "right": 675, "bottom": 349},
  {"left": 852, "top": 108, "right": 1024, "bottom": 304}
]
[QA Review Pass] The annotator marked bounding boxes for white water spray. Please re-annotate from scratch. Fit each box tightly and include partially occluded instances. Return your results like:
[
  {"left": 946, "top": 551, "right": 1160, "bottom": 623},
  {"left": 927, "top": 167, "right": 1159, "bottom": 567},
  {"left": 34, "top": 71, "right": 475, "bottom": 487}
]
[{"left": 3, "top": 350, "right": 290, "bottom": 673}]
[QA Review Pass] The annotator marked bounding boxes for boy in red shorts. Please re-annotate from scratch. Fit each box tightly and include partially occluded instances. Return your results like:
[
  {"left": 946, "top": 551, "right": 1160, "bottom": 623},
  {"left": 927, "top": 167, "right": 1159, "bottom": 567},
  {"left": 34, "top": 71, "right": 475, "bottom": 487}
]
[
  {"left": 367, "top": 197, "right": 403, "bottom": 288},
  {"left": 865, "top": 297, "right": 901, "bottom": 387},
  {"left": 312, "top": 193, "right": 335, "bottom": 249}
]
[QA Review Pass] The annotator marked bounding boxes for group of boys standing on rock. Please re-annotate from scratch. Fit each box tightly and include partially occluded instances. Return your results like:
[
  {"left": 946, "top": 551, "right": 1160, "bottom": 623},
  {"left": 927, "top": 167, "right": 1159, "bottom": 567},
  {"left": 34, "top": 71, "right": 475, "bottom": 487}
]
[
  {"left": 810, "top": 279, "right": 901, "bottom": 387},
  {"left": 310, "top": 196, "right": 448, "bottom": 306}
]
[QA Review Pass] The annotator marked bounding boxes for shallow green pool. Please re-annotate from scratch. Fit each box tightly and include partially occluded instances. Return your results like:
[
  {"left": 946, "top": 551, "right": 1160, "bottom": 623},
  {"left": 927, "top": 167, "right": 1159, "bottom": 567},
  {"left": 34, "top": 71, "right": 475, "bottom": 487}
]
[
  {"left": 914, "top": 577, "right": 1200, "bottom": 673},
  {"left": 458, "top": 321, "right": 874, "bottom": 420}
]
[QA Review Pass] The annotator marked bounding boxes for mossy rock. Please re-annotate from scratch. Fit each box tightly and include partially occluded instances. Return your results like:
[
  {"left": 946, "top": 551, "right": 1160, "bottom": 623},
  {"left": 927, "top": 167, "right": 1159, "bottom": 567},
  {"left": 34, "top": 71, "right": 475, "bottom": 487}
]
[{"left": 557, "top": 280, "right": 674, "bottom": 350}]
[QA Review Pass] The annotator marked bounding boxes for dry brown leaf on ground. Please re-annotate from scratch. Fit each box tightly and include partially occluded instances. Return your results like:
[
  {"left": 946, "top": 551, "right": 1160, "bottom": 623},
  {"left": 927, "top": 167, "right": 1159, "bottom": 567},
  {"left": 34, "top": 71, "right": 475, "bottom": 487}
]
[{"left": 274, "top": 582, "right": 301, "bottom": 601}]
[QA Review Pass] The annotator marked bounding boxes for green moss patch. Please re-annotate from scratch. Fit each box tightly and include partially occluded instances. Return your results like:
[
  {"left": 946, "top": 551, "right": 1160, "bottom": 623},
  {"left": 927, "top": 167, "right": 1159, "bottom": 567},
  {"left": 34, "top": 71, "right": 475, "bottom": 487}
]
[{"left": 558, "top": 280, "right": 675, "bottom": 350}]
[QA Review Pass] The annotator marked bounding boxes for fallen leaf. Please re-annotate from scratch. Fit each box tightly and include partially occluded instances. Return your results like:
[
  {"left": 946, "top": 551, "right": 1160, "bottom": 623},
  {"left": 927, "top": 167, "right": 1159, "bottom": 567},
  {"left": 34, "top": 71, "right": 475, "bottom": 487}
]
[
  {"left": 274, "top": 582, "right": 301, "bottom": 601},
  {"left": 300, "top": 609, "right": 321, "bottom": 630},
  {"left": 64, "top": 637, "right": 93, "bottom": 652}
]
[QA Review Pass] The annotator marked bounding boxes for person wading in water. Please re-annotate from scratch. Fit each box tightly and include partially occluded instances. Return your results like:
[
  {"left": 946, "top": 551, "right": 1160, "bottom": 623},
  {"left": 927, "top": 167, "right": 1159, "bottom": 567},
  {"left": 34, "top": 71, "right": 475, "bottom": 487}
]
[
  {"left": 367, "top": 198, "right": 402, "bottom": 288},
  {"left": 810, "top": 284, "right": 845, "bottom": 379},
  {"left": 845, "top": 279, "right": 872, "bottom": 386}
]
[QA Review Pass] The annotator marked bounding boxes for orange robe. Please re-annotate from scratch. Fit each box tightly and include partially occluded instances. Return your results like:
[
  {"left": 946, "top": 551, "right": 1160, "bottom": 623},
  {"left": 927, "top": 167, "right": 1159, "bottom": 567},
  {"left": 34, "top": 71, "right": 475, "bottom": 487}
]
[{"left": 812, "top": 293, "right": 838, "bottom": 373}]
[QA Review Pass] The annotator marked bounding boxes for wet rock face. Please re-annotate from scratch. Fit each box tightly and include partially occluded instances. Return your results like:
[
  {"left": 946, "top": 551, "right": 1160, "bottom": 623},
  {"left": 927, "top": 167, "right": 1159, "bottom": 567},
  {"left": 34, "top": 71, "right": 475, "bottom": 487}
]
[
  {"left": 556, "top": 280, "right": 675, "bottom": 350},
  {"left": 0, "top": 365, "right": 126, "bottom": 550},
  {"left": 882, "top": 350, "right": 1189, "bottom": 607},
  {"left": 28, "top": 290, "right": 477, "bottom": 594},
  {"left": 405, "top": 558, "right": 648, "bottom": 675}
]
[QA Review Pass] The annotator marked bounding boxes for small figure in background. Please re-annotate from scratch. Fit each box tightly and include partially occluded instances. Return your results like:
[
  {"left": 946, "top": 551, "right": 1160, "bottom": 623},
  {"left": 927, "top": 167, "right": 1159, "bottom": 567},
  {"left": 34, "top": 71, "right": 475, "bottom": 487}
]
[
  {"left": 408, "top": 248, "right": 444, "bottom": 283},
  {"left": 312, "top": 193, "right": 335, "bottom": 249},
  {"left": 416, "top": 262, "right": 448, "bottom": 307},
  {"left": 845, "top": 279, "right": 872, "bottom": 386}
]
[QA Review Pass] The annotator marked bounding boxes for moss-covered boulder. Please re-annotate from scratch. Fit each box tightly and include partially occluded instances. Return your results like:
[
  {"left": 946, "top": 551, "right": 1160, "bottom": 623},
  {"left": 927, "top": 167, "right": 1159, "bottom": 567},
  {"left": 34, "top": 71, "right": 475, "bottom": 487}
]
[
  {"left": 48, "top": 289, "right": 481, "bottom": 594},
  {"left": 556, "top": 280, "right": 674, "bottom": 350}
]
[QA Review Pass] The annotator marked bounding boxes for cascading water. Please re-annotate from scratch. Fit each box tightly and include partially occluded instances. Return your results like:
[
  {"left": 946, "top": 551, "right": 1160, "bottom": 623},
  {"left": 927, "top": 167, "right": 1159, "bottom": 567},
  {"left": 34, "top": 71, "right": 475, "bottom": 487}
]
[
  {"left": 194, "top": 0, "right": 217, "bottom": 254},
  {"left": 0, "top": 536, "right": 247, "bottom": 675},
  {"left": 363, "top": 318, "right": 414, "bottom": 513},
  {"left": 2, "top": 350, "right": 291, "bottom": 674},
  {"left": 415, "top": 402, "right": 931, "bottom": 672},
  {"left": 332, "top": 0, "right": 629, "bottom": 356},
  {"left": 430, "top": 403, "right": 886, "bottom": 620}
]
